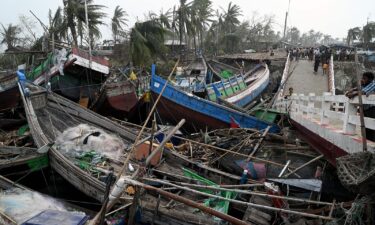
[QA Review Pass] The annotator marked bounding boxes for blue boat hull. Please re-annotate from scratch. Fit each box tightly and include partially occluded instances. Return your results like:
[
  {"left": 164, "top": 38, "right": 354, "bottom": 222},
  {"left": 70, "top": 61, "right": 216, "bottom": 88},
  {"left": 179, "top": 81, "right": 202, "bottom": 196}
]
[{"left": 150, "top": 74, "right": 279, "bottom": 133}]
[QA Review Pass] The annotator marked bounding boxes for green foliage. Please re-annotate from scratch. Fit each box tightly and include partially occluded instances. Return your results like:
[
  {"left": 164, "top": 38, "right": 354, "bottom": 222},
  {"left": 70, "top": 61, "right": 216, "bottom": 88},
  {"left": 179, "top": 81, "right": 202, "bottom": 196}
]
[
  {"left": 62, "top": 0, "right": 106, "bottom": 46},
  {"left": 130, "top": 20, "right": 168, "bottom": 66},
  {"left": 0, "top": 23, "right": 21, "bottom": 49}
]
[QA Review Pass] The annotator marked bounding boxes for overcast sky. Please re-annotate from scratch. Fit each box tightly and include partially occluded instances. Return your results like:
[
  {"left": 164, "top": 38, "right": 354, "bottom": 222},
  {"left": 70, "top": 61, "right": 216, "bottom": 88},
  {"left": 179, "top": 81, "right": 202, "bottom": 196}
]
[{"left": 0, "top": 0, "right": 374, "bottom": 41}]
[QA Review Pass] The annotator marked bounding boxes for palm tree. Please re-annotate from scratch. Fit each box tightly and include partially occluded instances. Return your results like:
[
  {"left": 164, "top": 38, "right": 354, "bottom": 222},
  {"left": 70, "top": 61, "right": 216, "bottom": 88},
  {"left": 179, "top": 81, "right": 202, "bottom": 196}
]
[
  {"left": 222, "top": 2, "right": 242, "bottom": 34},
  {"left": 0, "top": 23, "right": 21, "bottom": 50},
  {"left": 130, "top": 20, "right": 167, "bottom": 66},
  {"left": 192, "top": 0, "right": 213, "bottom": 49},
  {"left": 111, "top": 5, "right": 128, "bottom": 43},
  {"left": 48, "top": 7, "right": 68, "bottom": 42},
  {"left": 176, "top": 0, "right": 192, "bottom": 50},
  {"left": 62, "top": 0, "right": 106, "bottom": 46}
]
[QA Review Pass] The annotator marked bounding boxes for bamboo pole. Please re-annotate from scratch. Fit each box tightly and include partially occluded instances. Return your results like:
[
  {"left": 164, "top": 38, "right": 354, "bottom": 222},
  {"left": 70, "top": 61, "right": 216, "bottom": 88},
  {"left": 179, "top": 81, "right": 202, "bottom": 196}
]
[
  {"left": 172, "top": 135, "right": 290, "bottom": 168},
  {"left": 143, "top": 178, "right": 334, "bottom": 206},
  {"left": 114, "top": 58, "right": 180, "bottom": 186},
  {"left": 145, "top": 119, "right": 186, "bottom": 166},
  {"left": 126, "top": 177, "right": 333, "bottom": 221},
  {"left": 125, "top": 179, "right": 252, "bottom": 225},
  {"left": 89, "top": 59, "right": 180, "bottom": 225},
  {"left": 247, "top": 126, "right": 271, "bottom": 160},
  {"left": 283, "top": 155, "right": 324, "bottom": 178}
]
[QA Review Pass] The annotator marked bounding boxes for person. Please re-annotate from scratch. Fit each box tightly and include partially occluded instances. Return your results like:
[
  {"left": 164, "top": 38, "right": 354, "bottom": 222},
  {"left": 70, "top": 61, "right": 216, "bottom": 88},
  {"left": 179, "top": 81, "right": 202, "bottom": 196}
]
[
  {"left": 313, "top": 49, "right": 321, "bottom": 74},
  {"left": 345, "top": 72, "right": 375, "bottom": 141},
  {"left": 322, "top": 62, "right": 328, "bottom": 75},
  {"left": 284, "top": 87, "right": 294, "bottom": 99}
]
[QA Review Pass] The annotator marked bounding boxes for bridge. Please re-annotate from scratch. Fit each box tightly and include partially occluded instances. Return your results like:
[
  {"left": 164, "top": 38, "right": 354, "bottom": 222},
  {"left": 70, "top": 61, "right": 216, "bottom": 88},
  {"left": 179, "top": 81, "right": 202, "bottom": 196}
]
[{"left": 274, "top": 54, "right": 375, "bottom": 165}]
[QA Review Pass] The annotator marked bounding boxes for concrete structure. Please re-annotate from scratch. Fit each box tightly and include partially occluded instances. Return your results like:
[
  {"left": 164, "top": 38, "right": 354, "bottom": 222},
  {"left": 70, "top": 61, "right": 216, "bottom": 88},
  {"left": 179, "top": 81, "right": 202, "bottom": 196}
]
[{"left": 274, "top": 56, "right": 374, "bottom": 165}]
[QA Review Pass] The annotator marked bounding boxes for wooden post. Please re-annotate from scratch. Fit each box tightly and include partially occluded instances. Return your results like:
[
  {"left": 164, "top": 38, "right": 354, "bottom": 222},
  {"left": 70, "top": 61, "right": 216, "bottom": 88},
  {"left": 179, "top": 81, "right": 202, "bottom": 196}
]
[
  {"left": 354, "top": 51, "right": 367, "bottom": 151},
  {"left": 98, "top": 171, "right": 114, "bottom": 225},
  {"left": 128, "top": 186, "right": 140, "bottom": 225}
]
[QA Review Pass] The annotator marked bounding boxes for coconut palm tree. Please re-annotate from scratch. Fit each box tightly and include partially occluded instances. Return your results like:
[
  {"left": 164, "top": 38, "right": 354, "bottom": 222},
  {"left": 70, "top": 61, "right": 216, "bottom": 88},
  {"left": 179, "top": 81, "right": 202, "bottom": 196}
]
[
  {"left": 0, "top": 23, "right": 21, "bottom": 50},
  {"left": 176, "top": 0, "right": 192, "bottom": 50},
  {"left": 191, "top": 0, "right": 213, "bottom": 49},
  {"left": 130, "top": 20, "right": 168, "bottom": 66},
  {"left": 62, "top": 0, "right": 106, "bottom": 46},
  {"left": 222, "top": 2, "right": 242, "bottom": 34},
  {"left": 111, "top": 5, "right": 128, "bottom": 43},
  {"left": 48, "top": 7, "right": 68, "bottom": 42}
]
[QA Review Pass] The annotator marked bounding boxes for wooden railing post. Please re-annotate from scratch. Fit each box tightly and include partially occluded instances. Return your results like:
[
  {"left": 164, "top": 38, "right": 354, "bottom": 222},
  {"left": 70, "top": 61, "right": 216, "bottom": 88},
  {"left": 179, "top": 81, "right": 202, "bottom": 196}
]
[
  {"left": 343, "top": 98, "right": 356, "bottom": 134},
  {"left": 320, "top": 92, "right": 332, "bottom": 124}
]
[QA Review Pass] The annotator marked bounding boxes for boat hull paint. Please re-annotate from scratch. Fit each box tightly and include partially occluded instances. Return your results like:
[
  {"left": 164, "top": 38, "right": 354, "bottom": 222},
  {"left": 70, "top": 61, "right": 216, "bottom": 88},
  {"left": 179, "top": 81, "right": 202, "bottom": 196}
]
[
  {"left": 151, "top": 92, "right": 228, "bottom": 131},
  {"left": 290, "top": 118, "right": 347, "bottom": 166},
  {"left": 150, "top": 74, "right": 279, "bottom": 133},
  {"left": 230, "top": 69, "right": 269, "bottom": 107}
]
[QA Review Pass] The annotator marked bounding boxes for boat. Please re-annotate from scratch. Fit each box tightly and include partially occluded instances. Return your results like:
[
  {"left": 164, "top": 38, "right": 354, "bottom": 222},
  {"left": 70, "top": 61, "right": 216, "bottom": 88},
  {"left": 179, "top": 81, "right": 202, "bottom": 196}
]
[
  {"left": 206, "top": 63, "right": 270, "bottom": 108},
  {"left": 28, "top": 47, "right": 110, "bottom": 107},
  {"left": 20, "top": 82, "right": 142, "bottom": 202},
  {"left": 150, "top": 64, "right": 279, "bottom": 133},
  {"left": 91, "top": 68, "right": 150, "bottom": 120},
  {"left": 0, "top": 72, "right": 19, "bottom": 112},
  {"left": 0, "top": 174, "right": 89, "bottom": 225},
  {"left": 0, "top": 146, "right": 48, "bottom": 176}
]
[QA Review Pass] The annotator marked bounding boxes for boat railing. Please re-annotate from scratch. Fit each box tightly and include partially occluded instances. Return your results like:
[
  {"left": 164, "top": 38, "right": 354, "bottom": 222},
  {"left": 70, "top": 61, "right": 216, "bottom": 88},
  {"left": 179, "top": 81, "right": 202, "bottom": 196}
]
[
  {"left": 275, "top": 92, "right": 375, "bottom": 135},
  {"left": 276, "top": 53, "right": 291, "bottom": 102}
]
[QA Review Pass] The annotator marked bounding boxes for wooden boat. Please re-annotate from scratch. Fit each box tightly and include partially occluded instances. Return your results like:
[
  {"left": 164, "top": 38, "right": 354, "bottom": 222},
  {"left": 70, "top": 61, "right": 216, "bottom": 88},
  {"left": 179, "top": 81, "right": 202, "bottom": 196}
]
[
  {"left": 0, "top": 73, "right": 19, "bottom": 112},
  {"left": 29, "top": 47, "right": 110, "bottom": 107},
  {"left": 20, "top": 82, "right": 141, "bottom": 202},
  {"left": 0, "top": 146, "right": 48, "bottom": 176},
  {"left": 206, "top": 63, "right": 270, "bottom": 108},
  {"left": 206, "top": 59, "right": 241, "bottom": 81},
  {"left": 150, "top": 65, "right": 279, "bottom": 133},
  {"left": 91, "top": 71, "right": 150, "bottom": 119},
  {"left": 174, "top": 56, "right": 208, "bottom": 96}
]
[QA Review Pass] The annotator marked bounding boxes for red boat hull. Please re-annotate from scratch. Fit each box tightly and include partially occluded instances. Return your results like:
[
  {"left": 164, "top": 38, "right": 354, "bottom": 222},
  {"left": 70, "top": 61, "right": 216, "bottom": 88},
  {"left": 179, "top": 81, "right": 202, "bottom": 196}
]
[{"left": 290, "top": 119, "right": 347, "bottom": 166}]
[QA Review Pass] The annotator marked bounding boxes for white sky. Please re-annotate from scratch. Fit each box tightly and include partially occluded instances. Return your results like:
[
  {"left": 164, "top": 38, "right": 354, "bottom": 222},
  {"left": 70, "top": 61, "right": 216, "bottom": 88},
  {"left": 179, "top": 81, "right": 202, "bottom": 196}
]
[{"left": 0, "top": 0, "right": 374, "bottom": 41}]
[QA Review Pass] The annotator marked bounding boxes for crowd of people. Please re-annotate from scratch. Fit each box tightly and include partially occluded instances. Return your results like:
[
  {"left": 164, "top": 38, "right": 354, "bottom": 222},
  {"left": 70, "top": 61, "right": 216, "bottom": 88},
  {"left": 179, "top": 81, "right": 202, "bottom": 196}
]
[{"left": 287, "top": 47, "right": 332, "bottom": 75}]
